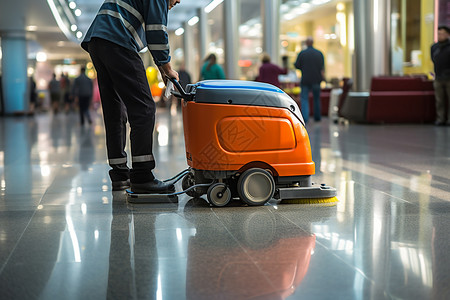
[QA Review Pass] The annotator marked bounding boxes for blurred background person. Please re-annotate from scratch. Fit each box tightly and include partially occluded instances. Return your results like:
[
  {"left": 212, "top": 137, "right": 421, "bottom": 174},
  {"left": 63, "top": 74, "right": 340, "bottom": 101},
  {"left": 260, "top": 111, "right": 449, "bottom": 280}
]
[
  {"left": 178, "top": 63, "right": 192, "bottom": 89},
  {"left": 431, "top": 25, "right": 450, "bottom": 126},
  {"left": 256, "top": 53, "right": 288, "bottom": 88},
  {"left": 200, "top": 54, "right": 225, "bottom": 80},
  {"left": 48, "top": 73, "right": 61, "bottom": 114},
  {"left": 294, "top": 37, "right": 325, "bottom": 123},
  {"left": 72, "top": 67, "right": 93, "bottom": 126},
  {"left": 28, "top": 76, "right": 37, "bottom": 115},
  {"left": 61, "top": 72, "right": 74, "bottom": 114}
]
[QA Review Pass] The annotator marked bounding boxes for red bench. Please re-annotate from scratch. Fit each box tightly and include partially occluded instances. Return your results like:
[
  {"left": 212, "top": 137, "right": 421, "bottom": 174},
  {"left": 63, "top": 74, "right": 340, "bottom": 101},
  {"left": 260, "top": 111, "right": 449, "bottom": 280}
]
[{"left": 366, "top": 76, "right": 435, "bottom": 123}]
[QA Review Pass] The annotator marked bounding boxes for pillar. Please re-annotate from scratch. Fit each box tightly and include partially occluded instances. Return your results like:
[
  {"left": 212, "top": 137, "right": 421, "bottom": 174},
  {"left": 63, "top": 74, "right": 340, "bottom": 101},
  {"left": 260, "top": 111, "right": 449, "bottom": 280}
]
[
  {"left": 1, "top": 31, "right": 28, "bottom": 114},
  {"left": 262, "top": 0, "right": 281, "bottom": 65},
  {"left": 223, "top": 0, "right": 240, "bottom": 79},
  {"left": 183, "top": 21, "right": 195, "bottom": 81},
  {"left": 198, "top": 7, "right": 208, "bottom": 62},
  {"left": 353, "top": 0, "right": 391, "bottom": 91}
]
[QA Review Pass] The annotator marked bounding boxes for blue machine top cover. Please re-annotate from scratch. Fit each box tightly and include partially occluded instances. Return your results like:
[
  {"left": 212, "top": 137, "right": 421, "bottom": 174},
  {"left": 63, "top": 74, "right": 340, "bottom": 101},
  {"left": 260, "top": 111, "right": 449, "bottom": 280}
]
[
  {"left": 195, "top": 80, "right": 284, "bottom": 94},
  {"left": 185, "top": 80, "right": 304, "bottom": 124}
]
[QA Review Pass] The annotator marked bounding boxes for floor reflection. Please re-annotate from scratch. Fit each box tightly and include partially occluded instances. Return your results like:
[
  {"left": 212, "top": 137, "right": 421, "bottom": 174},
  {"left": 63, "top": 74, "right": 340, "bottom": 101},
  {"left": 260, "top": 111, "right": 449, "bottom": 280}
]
[{"left": 1, "top": 108, "right": 450, "bottom": 299}]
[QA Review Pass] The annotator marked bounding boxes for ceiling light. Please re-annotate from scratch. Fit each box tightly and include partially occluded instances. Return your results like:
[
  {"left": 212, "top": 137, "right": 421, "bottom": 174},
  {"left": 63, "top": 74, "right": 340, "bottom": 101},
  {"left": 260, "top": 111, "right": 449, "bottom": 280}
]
[
  {"left": 76, "top": 31, "right": 83, "bottom": 39},
  {"left": 75, "top": 9, "right": 82, "bottom": 16},
  {"left": 175, "top": 28, "right": 185, "bottom": 36},
  {"left": 36, "top": 52, "right": 47, "bottom": 62},
  {"left": 205, "top": 0, "right": 223, "bottom": 13},
  {"left": 311, "top": 0, "right": 331, "bottom": 5},
  {"left": 71, "top": 24, "right": 78, "bottom": 32},
  {"left": 69, "top": 1, "right": 76, "bottom": 9},
  {"left": 300, "top": 3, "right": 311, "bottom": 9},
  {"left": 47, "top": 0, "right": 73, "bottom": 41},
  {"left": 188, "top": 16, "right": 199, "bottom": 26},
  {"left": 27, "top": 25, "right": 38, "bottom": 31},
  {"left": 283, "top": 14, "right": 296, "bottom": 21}
]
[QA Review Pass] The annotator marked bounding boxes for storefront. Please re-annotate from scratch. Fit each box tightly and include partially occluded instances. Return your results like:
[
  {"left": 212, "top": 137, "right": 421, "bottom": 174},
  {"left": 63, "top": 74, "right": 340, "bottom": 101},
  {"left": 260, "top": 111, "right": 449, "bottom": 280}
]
[
  {"left": 280, "top": 0, "right": 353, "bottom": 85},
  {"left": 168, "top": 0, "right": 443, "bottom": 88}
]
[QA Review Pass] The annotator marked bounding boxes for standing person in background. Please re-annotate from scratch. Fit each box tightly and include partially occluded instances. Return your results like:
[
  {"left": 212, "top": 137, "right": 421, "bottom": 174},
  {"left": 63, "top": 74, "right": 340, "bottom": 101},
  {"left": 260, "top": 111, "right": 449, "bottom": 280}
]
[
  {"left": 431, "top": 25, "right": 450, "bottom": 126},
  {"left": 294, "top": 37, "right": 325, "bottom": 123},
  {"left": 178, "top": 63, "right": 191, "bottom": 89},
  {"left": 175, "top": 64, "right": 192, "bottom": 109},
  {"left": 48, "top": 73, "right": 61, "bottom": 114},
  {"left": 200, "top": 54, "right": 225, "bottom": 80},
  {"left": 72, "top": 67, "right": 93, "bottom": 126},
  {"left": 256, "top": 53, "right": 288, "bottom": 88},
  {"left": 61, "top": 72, "right": 74, "bottom": 113},
  {"left": 28, "top": 76, "right": 37, "bottom": 115},
  {"left": 81, "top": 0, "right": 181, "bottom": 193}
]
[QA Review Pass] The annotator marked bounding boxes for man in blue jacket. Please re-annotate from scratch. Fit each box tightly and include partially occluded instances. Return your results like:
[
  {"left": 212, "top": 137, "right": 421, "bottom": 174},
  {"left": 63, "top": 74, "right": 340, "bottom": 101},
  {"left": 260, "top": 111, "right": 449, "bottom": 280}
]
[
  {"left": 81, "top": 0, "right": 180, "bottom": 193},
  {"left": 431, "top": 25, "right": 450, "bottom": 126},
  {"left": 294, "top": 37, "right": 325, "bottom": 123}
]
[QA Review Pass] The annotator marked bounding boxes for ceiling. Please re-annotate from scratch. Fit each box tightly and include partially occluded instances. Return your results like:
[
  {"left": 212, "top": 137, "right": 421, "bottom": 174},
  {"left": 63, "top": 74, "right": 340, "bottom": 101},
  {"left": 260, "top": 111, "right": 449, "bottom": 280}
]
[
  {"left": 0, "top": 0, "right": 213, "bottom": 62},
  {"left": 0, "top": 0, "right": 340, "bottom": 63}
]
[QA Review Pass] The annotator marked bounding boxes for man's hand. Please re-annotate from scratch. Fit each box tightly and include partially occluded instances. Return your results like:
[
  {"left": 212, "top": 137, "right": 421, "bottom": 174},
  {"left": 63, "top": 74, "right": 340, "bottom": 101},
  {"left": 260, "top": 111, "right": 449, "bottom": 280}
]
[{"left": 158, "top": 62, "right": 179, "bottom": 85}]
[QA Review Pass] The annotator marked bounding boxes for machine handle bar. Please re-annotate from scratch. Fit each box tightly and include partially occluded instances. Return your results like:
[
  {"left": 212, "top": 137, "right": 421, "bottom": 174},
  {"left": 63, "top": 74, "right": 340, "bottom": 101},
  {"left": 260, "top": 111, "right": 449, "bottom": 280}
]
[{"left": 166, "top": 77, "right": 192, "bottom": 101}]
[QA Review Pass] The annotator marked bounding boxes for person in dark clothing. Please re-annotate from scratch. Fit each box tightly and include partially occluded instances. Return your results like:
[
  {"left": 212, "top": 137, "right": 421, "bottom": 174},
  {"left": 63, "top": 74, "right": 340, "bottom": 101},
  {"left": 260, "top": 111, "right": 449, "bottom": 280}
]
[
  {"left": 81, "top": 0, "right": 180, "bottom": 193},
  {"left": 294, "top": 37, "right": 325, "bottom": 123},
  {"left": 61, "top": 73, "right": 74, "bottom": 113},
  {"left": 29, "top": 76, "right": 37, "bottom": 115},
  {"left": 431, "top": 25, "right": 450, "bottom": 126},
  {"left": 178, "top": 64, "right": 191, "bottom": 89},
  {"left": 72, "top": 67, "right": 93, "bottom": 126},
  {"left": 48, "top": 73, "right": 61, "bottom": 114},
  {"left": 256, "top": 53, "right": 288, "bottom": 88}
]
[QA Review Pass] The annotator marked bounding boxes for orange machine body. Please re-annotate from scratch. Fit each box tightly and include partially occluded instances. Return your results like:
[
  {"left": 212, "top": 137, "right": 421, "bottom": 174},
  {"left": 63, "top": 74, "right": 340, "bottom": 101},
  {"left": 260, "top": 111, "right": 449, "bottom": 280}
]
[{"left": 182, "top": 101, "right": 315, "bottom": 177}]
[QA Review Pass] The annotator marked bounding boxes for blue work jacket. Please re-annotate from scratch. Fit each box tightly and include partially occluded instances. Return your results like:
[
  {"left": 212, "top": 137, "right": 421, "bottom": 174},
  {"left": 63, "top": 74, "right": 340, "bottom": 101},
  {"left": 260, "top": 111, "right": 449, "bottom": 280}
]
[{"left": 81, "top": 0, "right": 170, "bottom": 66}]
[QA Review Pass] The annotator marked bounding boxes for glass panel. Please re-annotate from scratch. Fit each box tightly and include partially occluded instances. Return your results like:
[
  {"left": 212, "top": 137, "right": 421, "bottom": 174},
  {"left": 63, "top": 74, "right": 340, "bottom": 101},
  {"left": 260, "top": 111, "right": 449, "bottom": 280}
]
[
  {"left": 239, "top": 0, "right": 262, "bottom": 80},
  {"left": 206, "top": 3, "right": 225, "bottom": 69}
]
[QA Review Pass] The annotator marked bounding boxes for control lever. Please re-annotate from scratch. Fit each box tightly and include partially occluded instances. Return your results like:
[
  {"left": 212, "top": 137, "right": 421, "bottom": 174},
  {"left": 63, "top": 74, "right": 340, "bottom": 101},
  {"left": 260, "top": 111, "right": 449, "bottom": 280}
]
[{"left": 166, "top": 77, "right": 192, "bottom": 101}]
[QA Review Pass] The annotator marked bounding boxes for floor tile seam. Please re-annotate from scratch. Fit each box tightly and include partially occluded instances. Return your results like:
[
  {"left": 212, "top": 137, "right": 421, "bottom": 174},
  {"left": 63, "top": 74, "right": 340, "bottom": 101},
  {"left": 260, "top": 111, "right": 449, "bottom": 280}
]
[
  {"left": 373, "top": 162, "right": 450, "bottom": 186},
  {"left": 210, "top": 208, "right": 278, "bottom": 290},
  {"left": 342, "top": 160, "right": 450, "bottom": 202},
  {"left": 0, "top": 202, "right": 41, "bottom": 275},
  {"left": 315, "top": 238, "right": 434, "bottom": 252},
  {"left": 315, "top": 242, "right": 379, "bottom": 287},
  {"left": 335, "top": 138, "right": 446, "bottom": 158},
  {"left": 352, "top": 181, "right": 415, "bottom": 206},
  {"left": 273, "top": 209, "right": 316, "bottom": 235},
  {"left": 352, "top": 180, "right": 450, "bottom": 214}
]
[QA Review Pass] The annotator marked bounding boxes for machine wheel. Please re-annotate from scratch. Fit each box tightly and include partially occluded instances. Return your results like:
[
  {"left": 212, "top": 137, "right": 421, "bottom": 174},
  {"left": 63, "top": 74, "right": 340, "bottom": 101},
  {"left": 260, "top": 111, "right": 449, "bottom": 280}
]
[
  {"left": 237, "top": 168, "right": 275, "bottom": 206},
  {"left": 182, "top": 172, "right": 203, "bottom": 198},
  {"left": 207, "top": 183, "right": 232, "bottom": 207}
]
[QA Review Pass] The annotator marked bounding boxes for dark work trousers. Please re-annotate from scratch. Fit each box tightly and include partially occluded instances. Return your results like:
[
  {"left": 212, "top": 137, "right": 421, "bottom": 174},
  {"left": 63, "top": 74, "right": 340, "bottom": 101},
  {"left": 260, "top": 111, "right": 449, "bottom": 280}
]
[
  {"left": 78, "top": 96, "right": 92, "bottom": 125},
  {"left": 88, "top": 38, "right": 156, "bottom": 183}
]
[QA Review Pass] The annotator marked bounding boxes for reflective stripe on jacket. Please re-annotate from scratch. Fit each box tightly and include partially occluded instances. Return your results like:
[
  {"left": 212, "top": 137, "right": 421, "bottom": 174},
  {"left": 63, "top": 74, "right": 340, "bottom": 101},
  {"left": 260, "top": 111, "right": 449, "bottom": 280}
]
[{"left": 81, "top": 0, "right": 170, "bottom": 66}]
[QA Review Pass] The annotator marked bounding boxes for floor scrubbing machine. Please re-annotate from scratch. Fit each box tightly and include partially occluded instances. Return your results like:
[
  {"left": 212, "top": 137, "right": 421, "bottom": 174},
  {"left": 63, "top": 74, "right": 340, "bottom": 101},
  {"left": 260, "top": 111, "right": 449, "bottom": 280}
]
[{"left": 127, "top": 78, "right": 337, "bottom": 206}]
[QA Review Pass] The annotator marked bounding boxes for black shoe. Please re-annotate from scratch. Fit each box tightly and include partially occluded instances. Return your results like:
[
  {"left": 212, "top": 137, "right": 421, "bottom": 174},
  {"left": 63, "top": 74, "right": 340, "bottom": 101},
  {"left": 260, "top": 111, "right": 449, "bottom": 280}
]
[
  {"left": 131, "top": 179, "right": 175, "bottom": 194},
  {"left": 434, "top": 121, "right": 446, "bottom": 126},
  {"left": 112, "top": 179, "right": 131, "bottom": 191}
]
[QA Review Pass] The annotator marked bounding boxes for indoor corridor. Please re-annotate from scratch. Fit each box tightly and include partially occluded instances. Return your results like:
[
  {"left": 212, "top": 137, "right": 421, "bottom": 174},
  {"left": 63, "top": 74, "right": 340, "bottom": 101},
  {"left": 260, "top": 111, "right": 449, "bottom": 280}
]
[{"left": 0, "top": 107, "right": 449, "bottom": 299}]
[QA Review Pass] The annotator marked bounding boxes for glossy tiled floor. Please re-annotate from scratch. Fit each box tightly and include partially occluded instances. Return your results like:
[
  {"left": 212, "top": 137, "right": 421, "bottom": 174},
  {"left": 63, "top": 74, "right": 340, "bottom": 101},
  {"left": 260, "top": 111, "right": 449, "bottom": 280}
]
[{"left": 0, "top": 107, "right": 449, "bottom": 300}]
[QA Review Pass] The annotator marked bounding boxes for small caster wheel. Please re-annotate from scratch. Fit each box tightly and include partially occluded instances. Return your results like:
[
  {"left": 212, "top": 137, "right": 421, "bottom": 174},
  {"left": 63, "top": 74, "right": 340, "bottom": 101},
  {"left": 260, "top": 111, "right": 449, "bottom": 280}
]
[
  {"left": 182, "top": 172, "right": 203, "bottom": 198},
  {"left": 237, "top": 168, "right": 275, "bottom": 206},
  {"left": 207, "top": 183, "right": 232, "bottom": 207}
]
